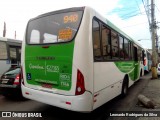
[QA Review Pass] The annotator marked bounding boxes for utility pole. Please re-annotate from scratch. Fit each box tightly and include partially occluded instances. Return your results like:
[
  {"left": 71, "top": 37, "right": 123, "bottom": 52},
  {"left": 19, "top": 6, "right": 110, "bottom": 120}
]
[
  {"left": 151, "top": 0, "right": 157, "bottom": 78},
  {"left": 15, "top": 31, "right": 16, "bottom": 39},
  {"left": 3, "top": 22, "right": 6, "bottom": 37}
]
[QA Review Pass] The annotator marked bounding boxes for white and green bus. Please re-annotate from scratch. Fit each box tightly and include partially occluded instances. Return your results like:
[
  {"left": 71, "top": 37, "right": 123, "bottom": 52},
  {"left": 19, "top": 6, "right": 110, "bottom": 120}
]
[
  {"left": 0, "top": 37, "right": 21, "bottom": 77},
  {"left": 21, "top": 6, "right": 144, "bottom": 112}
]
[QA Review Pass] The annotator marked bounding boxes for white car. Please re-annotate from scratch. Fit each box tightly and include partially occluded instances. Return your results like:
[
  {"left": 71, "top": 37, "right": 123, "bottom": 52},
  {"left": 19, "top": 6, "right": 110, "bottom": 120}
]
[{"left": 157, "top": 63, "right": 160, "bottom": 76}]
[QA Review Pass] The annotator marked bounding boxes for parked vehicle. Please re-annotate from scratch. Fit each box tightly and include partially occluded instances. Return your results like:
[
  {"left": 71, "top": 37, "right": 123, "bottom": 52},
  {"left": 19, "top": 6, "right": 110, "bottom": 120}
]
[
  {"left": 157, "top": 63, "right": 160, "bottom": 76},
  {"left": 0, "top": 37, "right": 21, "bottom": 77},
  {"left": 0, "top": 66, "right": 22, "bottom": 98}
]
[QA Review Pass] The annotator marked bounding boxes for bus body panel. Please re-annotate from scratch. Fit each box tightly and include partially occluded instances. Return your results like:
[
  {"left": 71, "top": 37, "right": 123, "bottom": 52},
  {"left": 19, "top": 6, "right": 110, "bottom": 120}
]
[
  {"left": 72, "top": 7, "right": 94, "bottom": 95},
  {"left": 93, "top": 62, "right": 124, "bottom": 93},
  {"left": 22, "top": 84, "right": 93, "bottom": 112},
  {"left": 93, "top": 62, "right": 124, "bottom": 109}
]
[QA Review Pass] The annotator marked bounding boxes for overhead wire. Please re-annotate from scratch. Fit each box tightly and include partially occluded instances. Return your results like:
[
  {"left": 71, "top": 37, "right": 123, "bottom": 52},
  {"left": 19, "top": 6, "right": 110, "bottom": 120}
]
[
  {"left": 108, "top": 0, "right": 146, "bottom": 20},
  {"left": 121, "top": 12, "right": 146, "bottom": 20},
  {"left": 135, "top": 0, "right": 142, "bottom": 14},
  {"left": 142, "top": 0, "right": 151, "bottom": 32},
  {"left": 155, "top": 5, "right": 160, "bottom": 14}
]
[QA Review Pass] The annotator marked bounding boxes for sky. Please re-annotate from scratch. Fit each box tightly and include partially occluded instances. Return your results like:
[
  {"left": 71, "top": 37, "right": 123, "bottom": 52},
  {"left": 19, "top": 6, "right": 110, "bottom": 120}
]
[{"left": 0, "top": 0, "right": 160, "bottom": 49}]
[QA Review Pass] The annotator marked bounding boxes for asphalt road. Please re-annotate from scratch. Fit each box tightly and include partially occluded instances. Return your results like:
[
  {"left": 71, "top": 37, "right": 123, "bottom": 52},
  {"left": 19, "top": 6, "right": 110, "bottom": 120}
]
[{"left": 0, "top": 73, "right": 151, "bottom": 120}]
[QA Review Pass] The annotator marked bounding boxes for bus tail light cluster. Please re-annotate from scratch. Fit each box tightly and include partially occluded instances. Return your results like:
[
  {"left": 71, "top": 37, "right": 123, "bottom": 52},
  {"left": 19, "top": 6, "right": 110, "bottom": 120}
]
[{"left": 75, "top": 69, "right": 85, "bottom": 95}]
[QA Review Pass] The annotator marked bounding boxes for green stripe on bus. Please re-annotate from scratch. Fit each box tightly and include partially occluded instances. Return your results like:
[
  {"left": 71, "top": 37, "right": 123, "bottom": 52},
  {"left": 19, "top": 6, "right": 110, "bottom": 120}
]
[{"left": 114, "top": 61, "right": 140, "bottom": 81}]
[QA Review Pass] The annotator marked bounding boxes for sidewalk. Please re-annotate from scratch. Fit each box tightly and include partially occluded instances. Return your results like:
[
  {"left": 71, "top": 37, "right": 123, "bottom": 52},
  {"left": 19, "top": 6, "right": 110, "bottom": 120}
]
[{"left": 131, "top": 73, "right": 160, "bottom": 120}]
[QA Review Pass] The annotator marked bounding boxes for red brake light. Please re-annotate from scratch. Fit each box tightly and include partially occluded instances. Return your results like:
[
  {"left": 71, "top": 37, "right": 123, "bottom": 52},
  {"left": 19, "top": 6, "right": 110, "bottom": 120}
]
[
  {"left": 42, "top": 46, "right": 49, "bottom": 48},
  {"left": 14, "top": 74, "right": 20, "bottom": 85},
  {"left": 75, "top": 69, "right": 85, "bottom": 95}
]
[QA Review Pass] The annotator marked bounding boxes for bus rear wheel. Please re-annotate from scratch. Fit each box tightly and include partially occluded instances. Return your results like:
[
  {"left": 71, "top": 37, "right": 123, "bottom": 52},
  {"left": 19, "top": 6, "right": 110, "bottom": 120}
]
[{"left": 121, "top": 77, "right": 128, "bottom": 97}]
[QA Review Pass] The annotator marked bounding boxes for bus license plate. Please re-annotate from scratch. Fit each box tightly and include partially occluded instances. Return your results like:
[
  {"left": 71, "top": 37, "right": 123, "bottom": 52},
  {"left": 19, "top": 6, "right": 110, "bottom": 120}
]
[
  {"left": 41, "top": 84, "right": 52, "bottom": 89},
  {"left": 2, "top": 80, "right": 8, "bottom": 84}
]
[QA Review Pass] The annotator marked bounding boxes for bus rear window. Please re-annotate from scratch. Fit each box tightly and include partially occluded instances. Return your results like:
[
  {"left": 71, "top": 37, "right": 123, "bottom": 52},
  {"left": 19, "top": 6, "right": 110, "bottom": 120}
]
[{"left": 26, "top": 11, "right": 83, "bottom": 44}]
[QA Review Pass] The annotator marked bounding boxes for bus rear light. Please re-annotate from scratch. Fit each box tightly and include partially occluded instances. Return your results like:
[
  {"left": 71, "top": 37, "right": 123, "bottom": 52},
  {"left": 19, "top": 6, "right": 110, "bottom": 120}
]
[
  {"left": 25, "top": 92, "right": 30, "bottom": 95},
  {"left": 75, "top": 69, "right": 85, "bottom": 95},
  {"left": 42, "top": 46, "right": 49, "bottom": 48},
  {"left": 93, "top": 99, "right": 97, "bottom": 102}
]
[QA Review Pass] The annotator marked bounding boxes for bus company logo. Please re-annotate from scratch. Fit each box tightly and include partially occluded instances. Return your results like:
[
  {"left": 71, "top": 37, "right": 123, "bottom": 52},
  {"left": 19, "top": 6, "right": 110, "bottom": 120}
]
[
  {"left": 29, "top": 63, "right": 44, "bottom": 70},
  {"left": 2, "top": 112, "right": 11, "bottom": 117}
]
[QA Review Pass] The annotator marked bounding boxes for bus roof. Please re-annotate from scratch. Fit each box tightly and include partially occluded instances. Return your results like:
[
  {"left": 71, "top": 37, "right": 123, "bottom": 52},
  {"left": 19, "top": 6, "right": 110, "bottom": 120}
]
[
  {"left": 0, "top": 37, "right": 7, "bottom": 41},
  {"left": 30, "top": 6, "right": 85, "bottom": 21},
  {"left": 7, "top": 38, "right": 22, "bottom": 44}
]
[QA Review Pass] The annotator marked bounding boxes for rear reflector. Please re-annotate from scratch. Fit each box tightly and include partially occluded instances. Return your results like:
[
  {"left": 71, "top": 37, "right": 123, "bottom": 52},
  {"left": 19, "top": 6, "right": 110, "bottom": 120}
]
[
  {"left": 42, "top": 46, "right": 49, "bottom": 48},
  {"left": 25, "top": 92, "right": 29, "bottom": 95},
  {"left": 66, "top": 102, "right": 71, "bottom": 105}
]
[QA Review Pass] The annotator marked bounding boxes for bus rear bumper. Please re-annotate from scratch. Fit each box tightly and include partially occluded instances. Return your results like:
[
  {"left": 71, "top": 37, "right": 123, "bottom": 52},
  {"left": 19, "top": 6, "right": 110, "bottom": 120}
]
[{"left": 21, "top": 85, "right": 93, "bottom": 112}]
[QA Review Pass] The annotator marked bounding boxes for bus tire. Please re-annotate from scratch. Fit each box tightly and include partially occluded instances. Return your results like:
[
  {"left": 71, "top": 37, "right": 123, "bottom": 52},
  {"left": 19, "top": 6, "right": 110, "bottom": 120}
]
[
  {"left": 121, "top": 76, "right": 128, "bottom": 97},
  {"left": 140, "top": 69, "right": 142, "bottom": 77}
]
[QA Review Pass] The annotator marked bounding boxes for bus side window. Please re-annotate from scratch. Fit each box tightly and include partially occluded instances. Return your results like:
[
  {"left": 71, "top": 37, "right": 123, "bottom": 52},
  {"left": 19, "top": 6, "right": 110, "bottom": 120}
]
[
  {"left": 93, "top": 19, "right": 102, "bottom": 61},
  {"left": 129, "top": 42, "right": 133, "bottom": 59},
  {"left": 124, "top": 38, "right": 129, "bottom": 60},
  {"left": 119, "top": 36, "right": 124, "bottom": 59},
  {"left": 111, "top": 30, "right": 119, "bottom": 60},
  {"left": 102, "top": 25, "right": 111, "bottom": 60},
  {"left": 137, "top": 47, "right": 141, "bottom": 61}
]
